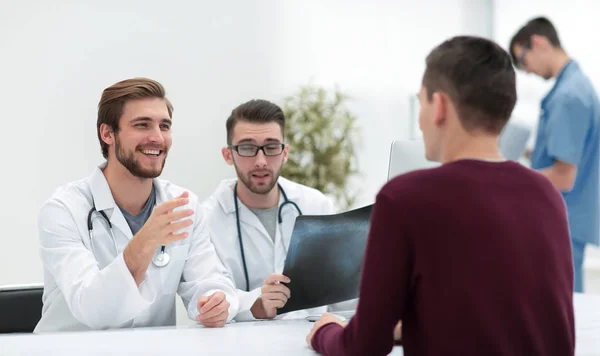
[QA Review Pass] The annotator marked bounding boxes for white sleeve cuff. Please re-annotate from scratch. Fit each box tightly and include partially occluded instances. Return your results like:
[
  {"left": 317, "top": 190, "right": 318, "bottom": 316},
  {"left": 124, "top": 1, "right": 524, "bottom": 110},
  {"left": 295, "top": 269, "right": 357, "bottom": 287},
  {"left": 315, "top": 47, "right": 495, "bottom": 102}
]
[
  {"left": 232, "top": 288, "right": 262, "bottom": 322},
  {"left": 113, "top": 253, "right": 156, "bottom": 307},
  {"left": 136, "top": 274, "right": 157, "bottom": 304}
]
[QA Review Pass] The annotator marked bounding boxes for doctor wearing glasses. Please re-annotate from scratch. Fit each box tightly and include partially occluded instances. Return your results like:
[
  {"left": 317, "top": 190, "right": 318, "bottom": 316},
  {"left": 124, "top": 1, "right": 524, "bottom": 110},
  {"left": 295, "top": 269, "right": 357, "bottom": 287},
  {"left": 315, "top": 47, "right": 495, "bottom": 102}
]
[
  {"left": 202, "top": 99, "right": 356, "bottom": 321},
  {"left": 35, "top": 78, "right": 238, "bottom": 333}
]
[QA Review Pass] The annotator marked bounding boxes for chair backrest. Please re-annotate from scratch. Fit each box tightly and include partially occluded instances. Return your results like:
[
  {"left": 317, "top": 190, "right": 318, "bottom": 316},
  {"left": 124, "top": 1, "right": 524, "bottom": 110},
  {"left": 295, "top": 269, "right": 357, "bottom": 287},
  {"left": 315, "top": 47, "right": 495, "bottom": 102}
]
[{"left": 0, "top": 283, "right": 43, "bottom": 333}]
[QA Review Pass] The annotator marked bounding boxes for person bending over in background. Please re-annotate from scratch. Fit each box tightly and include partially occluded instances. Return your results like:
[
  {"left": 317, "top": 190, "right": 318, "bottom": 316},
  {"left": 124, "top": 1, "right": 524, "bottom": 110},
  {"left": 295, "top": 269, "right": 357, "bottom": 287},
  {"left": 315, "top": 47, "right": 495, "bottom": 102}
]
[
  {"left": 510, "top": 16, "right": 600, "bottom": 293},
  {"left": 306, "top": 36, "right": 575, "bottom": 356}
]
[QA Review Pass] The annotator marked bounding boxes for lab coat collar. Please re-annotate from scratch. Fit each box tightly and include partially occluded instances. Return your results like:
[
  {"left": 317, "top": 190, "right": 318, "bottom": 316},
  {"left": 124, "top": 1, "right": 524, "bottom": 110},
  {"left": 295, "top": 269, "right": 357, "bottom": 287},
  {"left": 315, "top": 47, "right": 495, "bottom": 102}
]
[
  {"left": 216, "top": 176, "right": 302, "bottom": 216},
  {"left": 89, "top": 162, "right": 116, "bottom": 212},
  {"left": 88, "top": 161, "right": 166, "bottom": 239}
]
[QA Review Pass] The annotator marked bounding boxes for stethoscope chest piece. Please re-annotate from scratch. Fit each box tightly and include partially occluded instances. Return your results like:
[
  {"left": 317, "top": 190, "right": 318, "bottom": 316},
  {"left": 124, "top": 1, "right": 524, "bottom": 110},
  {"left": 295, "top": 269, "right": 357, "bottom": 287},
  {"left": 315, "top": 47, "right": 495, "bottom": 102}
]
[{"left": 152, "top": 249, "right": 170, "bottom": 267}]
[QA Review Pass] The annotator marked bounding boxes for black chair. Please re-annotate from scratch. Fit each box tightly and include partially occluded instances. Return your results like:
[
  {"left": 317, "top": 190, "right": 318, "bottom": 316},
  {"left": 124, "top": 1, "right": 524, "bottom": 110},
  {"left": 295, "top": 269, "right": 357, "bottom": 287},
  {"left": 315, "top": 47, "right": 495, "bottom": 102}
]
[{"left": 0, "top": 284, "right": 43, "bottom": 333}]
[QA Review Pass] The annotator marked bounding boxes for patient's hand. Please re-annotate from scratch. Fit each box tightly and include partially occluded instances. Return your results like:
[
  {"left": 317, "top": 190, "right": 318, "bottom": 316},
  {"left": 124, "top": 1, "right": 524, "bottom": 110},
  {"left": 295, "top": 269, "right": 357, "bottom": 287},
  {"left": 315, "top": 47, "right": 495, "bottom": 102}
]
[
  {"left": 306, "top": 313, "right": 347, "bottom": 350},
  {"left": 394, "top": 321, "right": 402, "bottom": 341}
]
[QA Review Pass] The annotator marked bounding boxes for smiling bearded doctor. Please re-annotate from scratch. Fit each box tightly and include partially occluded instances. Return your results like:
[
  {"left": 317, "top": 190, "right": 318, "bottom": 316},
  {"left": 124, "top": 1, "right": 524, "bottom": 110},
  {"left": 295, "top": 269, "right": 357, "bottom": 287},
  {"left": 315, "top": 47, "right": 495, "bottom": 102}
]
[
  {"left": 34, "top": 78, "right": 238, "bottom": 333},
  {"left": 201, "top": 99, "right": 357, "bottom": 321}
]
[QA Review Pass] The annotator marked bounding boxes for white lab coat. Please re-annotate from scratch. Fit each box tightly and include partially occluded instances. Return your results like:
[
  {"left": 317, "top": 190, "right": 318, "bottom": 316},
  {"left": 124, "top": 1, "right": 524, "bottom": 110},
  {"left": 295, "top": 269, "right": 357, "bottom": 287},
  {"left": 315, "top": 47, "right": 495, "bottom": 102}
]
[
  {"left": 34, "top": 162, "right": 239, "bottom": 333},
  {"left": 202, "top": 176, "right": 357, "bottom": 321}
]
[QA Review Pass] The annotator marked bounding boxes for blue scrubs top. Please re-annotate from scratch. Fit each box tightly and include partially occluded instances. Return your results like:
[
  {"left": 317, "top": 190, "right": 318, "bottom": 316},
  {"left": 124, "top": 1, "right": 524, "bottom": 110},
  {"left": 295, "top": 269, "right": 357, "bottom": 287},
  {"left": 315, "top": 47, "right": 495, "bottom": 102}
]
[{"left": 531, "top": 60, "right": 600, "bottom": 246}]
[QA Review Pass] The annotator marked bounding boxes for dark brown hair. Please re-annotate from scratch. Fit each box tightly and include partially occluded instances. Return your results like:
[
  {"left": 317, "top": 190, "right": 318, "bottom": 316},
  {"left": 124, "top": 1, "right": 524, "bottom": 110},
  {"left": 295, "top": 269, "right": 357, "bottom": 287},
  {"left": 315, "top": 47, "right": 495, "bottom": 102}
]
[
  {"left": 509, "top": 17, "right": 562, "bottom": 66},
  {"left": 422, "top": 36, "right": 517, "bottom": 134},
  {"left": 226, "top": 99, "right": 285, "bottom": 145}
]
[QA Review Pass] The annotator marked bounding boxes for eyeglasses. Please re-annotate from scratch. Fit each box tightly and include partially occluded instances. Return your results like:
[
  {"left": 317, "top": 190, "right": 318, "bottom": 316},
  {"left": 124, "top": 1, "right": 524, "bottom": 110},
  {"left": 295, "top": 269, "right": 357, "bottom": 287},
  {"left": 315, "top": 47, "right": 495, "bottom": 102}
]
[{"left": 230, "top": 143, "right": 285, "bottom": 157}]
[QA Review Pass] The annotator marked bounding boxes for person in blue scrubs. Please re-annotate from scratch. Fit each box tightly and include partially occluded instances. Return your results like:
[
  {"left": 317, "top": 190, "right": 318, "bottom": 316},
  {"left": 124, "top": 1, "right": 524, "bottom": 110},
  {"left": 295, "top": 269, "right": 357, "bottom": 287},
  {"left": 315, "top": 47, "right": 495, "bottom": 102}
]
[{"left": 510, "top": 17, "right": 600, "bottom": 293}]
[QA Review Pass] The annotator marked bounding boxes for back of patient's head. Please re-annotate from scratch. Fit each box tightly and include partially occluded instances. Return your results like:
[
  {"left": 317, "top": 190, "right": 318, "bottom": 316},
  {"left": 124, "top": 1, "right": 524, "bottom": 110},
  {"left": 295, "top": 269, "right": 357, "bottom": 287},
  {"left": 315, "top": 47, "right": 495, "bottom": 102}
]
[
  {"left": 226, "top": 99, "right": 285, "bottom": 145},
  {"left": 422, "top": 36, "right": 517, "bottom": 135},
  {"left": 97, "top": 77, "right": 173, "bottom": 158}
]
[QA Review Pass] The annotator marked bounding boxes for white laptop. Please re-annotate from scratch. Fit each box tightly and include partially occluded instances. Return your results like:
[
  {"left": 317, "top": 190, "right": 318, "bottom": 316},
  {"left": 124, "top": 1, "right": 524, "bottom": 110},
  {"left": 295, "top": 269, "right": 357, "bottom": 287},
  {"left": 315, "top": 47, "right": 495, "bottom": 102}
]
[
  {"left": 387, "top": 120, "right": 531, "bottom": 181},
  {"left": 387, "top": 140, "right": 440, "bottom": 180}
]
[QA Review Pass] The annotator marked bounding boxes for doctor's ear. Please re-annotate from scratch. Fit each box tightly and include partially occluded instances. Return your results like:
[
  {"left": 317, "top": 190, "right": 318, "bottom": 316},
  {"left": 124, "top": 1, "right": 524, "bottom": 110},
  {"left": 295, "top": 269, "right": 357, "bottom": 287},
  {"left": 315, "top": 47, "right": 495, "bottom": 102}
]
[
  {"left": 99, "top": 123, "right": 115, "bottom": 145},
  {"left": 282, "top": 144, "right": 289, "bottom": 164},
  {"left": 221, "top": 147, "right": 234, "bottom": 166}
]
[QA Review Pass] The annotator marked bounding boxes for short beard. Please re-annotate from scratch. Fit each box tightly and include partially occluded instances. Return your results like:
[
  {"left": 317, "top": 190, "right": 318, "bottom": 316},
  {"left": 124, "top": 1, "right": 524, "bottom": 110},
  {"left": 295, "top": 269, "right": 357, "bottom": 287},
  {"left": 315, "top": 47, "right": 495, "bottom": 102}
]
[
  {"left": 234, "top": 165, "right": 279, "bottom": 194},
  {"left": 115, "top": 136, "right": 166, "bottom": 179}
]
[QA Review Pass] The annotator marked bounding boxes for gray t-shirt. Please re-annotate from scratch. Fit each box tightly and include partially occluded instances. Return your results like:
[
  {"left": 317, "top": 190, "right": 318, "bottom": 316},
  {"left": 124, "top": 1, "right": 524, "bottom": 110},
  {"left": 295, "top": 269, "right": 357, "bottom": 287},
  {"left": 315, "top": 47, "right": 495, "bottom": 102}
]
[
  {"left": 249, "top": 206, "right": 278, "bottom": 242},
  {"left": 119, "top": 184, "right": 156, "bottom": 236}
]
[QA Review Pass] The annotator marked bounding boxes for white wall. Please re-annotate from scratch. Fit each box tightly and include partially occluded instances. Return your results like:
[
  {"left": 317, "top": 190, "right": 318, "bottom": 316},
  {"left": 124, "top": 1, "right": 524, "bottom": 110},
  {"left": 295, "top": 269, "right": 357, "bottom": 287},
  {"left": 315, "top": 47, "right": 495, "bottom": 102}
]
[
  {"left": 0, "top": 0, "right": 290, "bottom": 286},
  {"left": 0, "top": 0, "right": 492, "bottom": 323}
]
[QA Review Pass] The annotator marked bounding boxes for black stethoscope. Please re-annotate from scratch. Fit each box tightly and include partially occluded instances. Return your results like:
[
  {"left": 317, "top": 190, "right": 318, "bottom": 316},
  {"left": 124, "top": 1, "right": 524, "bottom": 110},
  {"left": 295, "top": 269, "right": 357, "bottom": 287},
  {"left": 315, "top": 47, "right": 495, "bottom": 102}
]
[
  {"left": 233, "top": 181, "right": 302, "bottom": 292},
  {"left": 87, "top": 206, "right": 170, "bottom": 267}
]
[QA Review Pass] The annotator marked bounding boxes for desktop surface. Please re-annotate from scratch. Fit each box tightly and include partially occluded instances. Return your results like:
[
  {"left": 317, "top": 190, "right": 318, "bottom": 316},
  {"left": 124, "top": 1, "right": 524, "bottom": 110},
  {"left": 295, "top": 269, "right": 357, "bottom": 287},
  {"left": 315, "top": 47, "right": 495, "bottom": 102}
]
[{"left": 1, "top": 293, "right": 597, "bottom": 356}]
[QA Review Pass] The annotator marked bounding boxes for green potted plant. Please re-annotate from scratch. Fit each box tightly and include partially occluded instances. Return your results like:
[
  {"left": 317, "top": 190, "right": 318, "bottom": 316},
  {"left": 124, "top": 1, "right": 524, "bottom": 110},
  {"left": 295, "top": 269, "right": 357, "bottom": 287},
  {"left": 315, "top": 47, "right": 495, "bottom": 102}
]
[{"left": 280, "top": 83, "right": 361, "bottom": 210}]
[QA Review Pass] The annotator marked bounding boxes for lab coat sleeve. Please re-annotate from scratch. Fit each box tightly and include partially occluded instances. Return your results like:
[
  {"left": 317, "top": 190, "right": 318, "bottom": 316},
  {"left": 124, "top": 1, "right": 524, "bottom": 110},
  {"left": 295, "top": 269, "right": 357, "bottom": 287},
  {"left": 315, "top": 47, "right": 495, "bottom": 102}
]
[
  {"left": 177, "top": 204, "right": 240, "bottom": 323},
  {"left": 232, "top": 287, "right": 262, "bottom": 321},
  {"left": 38, "top": 199, "right": 156, "bottom": 329},
  {"left": 323, "top": 196, "right": 336, "bottom": 214}
]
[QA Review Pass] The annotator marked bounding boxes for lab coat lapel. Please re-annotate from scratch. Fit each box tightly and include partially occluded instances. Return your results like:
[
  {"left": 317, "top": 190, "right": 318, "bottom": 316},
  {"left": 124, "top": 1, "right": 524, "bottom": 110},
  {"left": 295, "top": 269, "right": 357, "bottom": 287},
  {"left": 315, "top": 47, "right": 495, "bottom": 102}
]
[
  {"left": 88, "top": 163, "right": 133, "bottom": 240},
  {"left": 279, "top": 209, "right": 296, "bottom": 252},
  {"left": 274, "top": 218, "right": 287, "bottom": 272},
  {"left": 237, "top": 200, "right": 273, "bottom": 245},
  {"left": 109, "top": 210, "right": 133, "bottom": 240},
  {"left": 153, "top": 180, "right": 167, "bottom": 205},
  {"left": 277, "top": 196, "right": 301, "bottom": 264},
  {"left": 277, "top": 178, "right": 302, "bottom": 246},
  {"left": 218, "top": 179, "right": 274, "bottom": 246}
]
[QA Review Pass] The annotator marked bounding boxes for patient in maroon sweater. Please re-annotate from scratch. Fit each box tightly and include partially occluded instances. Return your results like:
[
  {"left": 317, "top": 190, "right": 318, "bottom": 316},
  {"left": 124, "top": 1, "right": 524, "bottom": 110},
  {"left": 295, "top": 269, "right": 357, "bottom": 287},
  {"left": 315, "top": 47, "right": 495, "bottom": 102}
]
[{"left": 306, "top": 36, "right": 575, "bottom": 356}]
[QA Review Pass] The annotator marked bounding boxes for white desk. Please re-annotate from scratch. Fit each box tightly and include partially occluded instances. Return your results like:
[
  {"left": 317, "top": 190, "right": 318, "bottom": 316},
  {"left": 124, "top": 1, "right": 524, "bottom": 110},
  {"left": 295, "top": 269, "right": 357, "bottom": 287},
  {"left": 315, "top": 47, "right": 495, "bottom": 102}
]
[
  {"left": 1, "top": 293, "right": 598, "bottom": 356},
  {"left": 573, "top": 293, "right": 600, "bottom": 355},
  {"left": 1, "top": 319, "right": 385, "bottom": 356}
]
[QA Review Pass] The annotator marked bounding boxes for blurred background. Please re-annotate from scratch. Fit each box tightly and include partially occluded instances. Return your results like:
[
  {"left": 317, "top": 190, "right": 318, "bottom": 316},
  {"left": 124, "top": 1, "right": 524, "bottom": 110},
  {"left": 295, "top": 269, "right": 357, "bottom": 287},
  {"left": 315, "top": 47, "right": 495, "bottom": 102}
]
[{"left": 1, "top": 0, "right": 599, "bottom": 324}]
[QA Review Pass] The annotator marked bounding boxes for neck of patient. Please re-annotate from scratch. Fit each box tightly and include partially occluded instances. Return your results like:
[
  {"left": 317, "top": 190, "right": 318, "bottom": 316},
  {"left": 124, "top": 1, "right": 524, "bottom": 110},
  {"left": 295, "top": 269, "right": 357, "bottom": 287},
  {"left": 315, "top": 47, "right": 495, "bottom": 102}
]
[
  {"left": 236, "top": 182, "right": 279, "bottom": 210},
  {"left": 103, "top": 160, "right": 153, "bottom": 216},
  {"left": 441, "top": 130, "right": 504, "bottom": 164}
]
